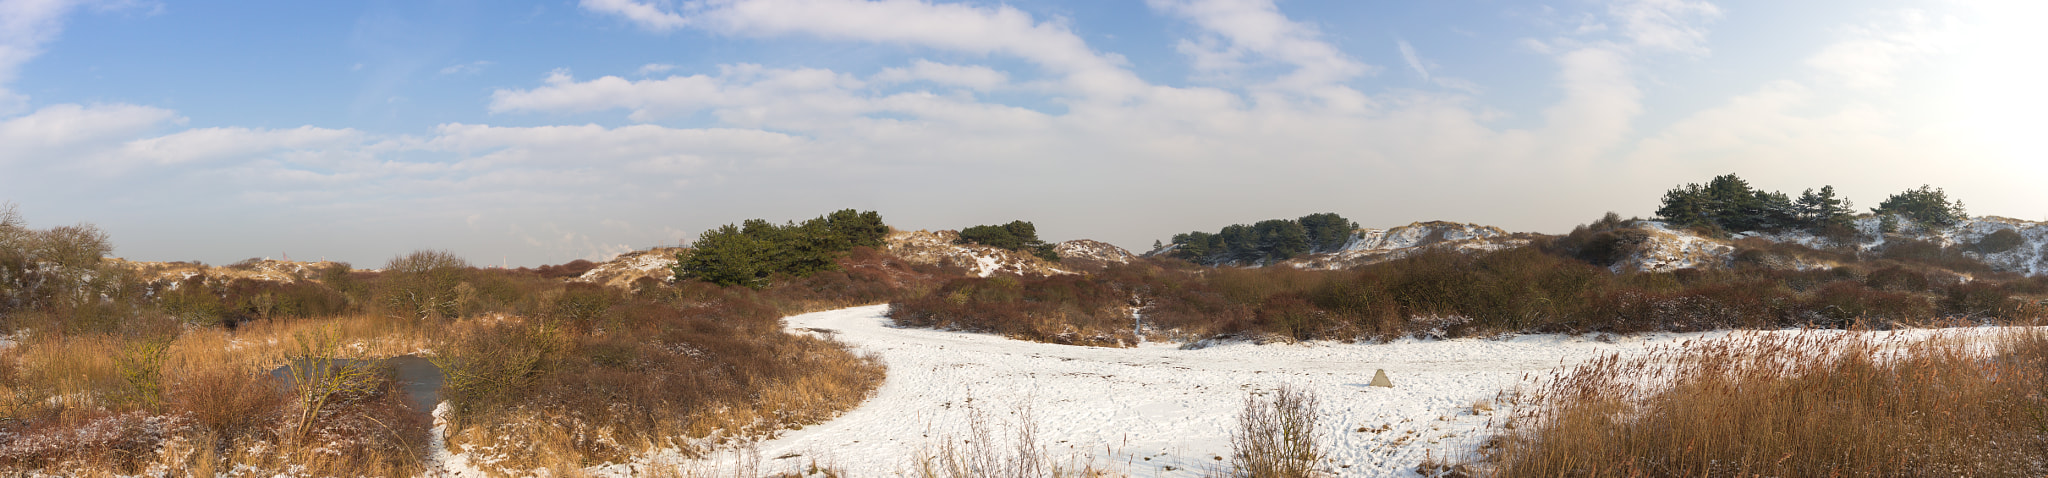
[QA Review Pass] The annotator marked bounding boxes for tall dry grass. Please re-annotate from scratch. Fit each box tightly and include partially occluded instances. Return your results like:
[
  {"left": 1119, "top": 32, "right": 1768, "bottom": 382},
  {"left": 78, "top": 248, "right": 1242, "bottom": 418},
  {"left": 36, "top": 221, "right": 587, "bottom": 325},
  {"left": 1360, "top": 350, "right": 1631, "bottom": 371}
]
[
  {"left": 1482, "top": 329, "right": 2048, "bottom": 476},
  {"left": 912, "top": 401, "right": 1124, "bottom": 478},
  {"left": 1, "top": 315, "right": 433, "bottom": 476},
  {"left": 1230, "top": 384, "right": 1325, "bottom": 478}
]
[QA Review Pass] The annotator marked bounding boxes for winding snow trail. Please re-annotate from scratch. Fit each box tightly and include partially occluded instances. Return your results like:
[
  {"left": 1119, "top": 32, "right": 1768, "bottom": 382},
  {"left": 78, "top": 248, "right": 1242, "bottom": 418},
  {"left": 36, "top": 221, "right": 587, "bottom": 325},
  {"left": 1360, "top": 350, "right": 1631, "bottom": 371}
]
[{"left": 717, "top": 305, "right": 1728, "bottom": 477}]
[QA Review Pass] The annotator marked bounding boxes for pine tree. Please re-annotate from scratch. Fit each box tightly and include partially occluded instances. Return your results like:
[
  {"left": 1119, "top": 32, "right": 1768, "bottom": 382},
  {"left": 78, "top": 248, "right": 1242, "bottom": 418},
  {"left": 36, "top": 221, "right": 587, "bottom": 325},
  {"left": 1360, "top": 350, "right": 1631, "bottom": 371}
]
[
  {"left": 1794, "top": 186, "right": 1855, "bottom": 231},
  {"left": 1873, "top": 185, "right": 1967, "bottom": 228}
]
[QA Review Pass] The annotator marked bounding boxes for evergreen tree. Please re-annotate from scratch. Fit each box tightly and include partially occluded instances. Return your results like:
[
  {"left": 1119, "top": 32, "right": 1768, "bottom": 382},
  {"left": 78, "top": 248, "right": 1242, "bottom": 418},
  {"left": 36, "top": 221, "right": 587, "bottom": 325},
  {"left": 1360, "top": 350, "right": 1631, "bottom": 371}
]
[
  {"left": 1297, "top": 213, "right": 1358, "bottom": 253},
  {"left": 957, "top": 220, "right": 1059, "bottom": 262},
  {"left": 1794, "top": 186, "right": 1855, "bottom": 231},
  {"left": 1655, "top": 174, "right": 1804, "bottom": 234},
  {"left": 675, "top": 224, "right": 773, "bottom": 288},
  {"left": 1873, "top": 185, "right": 1968, "bottom": 229},
  {"left": 1655, "top": 183, "right": 1715, "bottom": 230},
  {"left": 673, "top": 210, "right": 890, "bottom": 288},
  {"left": 1252, "top": 219, "right": 1309, "bottom": 262}
]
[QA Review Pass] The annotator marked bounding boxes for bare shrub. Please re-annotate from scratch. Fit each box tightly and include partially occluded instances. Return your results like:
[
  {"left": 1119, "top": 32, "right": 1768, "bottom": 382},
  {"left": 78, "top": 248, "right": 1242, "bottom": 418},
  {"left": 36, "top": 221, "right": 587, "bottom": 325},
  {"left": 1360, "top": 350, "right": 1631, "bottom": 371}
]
[
  {"left": 378, "top": 249, "right": 470, "bottom": 321},
  {"left": 282, "top": 328, "right": 382, "bottom": 443},
  {"left": 1231, "top": 384, "right": 1324, "bottom": 478}
]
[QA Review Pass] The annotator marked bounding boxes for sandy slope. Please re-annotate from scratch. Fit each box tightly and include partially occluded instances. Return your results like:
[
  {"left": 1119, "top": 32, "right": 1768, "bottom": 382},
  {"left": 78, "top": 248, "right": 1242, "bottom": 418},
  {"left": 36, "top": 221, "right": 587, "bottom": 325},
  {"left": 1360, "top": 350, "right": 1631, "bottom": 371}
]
[{"left": 730, "top": 306, "right": 1726, "bottom": 477}]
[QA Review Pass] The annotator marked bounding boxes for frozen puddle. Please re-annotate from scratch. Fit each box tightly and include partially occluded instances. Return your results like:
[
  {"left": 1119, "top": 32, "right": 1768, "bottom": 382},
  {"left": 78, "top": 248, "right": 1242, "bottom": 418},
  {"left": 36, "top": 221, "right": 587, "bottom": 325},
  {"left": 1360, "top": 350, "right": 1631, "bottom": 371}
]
[{"left": 672, "top": 305, "right": 1730, "bottom": 477}]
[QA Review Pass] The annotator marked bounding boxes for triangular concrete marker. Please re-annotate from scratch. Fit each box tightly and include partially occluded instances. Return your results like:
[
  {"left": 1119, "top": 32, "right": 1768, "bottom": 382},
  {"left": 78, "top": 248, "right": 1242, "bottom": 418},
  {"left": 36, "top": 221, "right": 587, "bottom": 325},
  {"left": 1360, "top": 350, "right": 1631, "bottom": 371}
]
[{"left": 1370, "top": 369, "right": 1393, "bottom": 388}]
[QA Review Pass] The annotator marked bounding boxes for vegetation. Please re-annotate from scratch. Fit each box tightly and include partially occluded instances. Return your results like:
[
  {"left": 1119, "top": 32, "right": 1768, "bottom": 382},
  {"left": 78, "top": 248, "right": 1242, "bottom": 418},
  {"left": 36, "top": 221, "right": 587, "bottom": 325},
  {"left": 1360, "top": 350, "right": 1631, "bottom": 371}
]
[
  {"left": 958, "top": 220, "right": 1060, "bottom": 262},
  {"left": 895, "top": 211, "right": 2046, "bottom": 345},
  {"left": 1654, "top": 174, "right": 1856, "bottom": 235},
  {"left": 673, "top": 209, "right": 888, "bottom": 288},
  {"left": 1873, "top": 184, "right": 1969, "bottom": 230},
  {"left": 1481, "top": 330, "right": 2048, "bottom": 476},
  {"left": 0, "top": 203, "right": 925, "bottom": 476},
  {"left": 1167, "top": 213, "right": 1357, "bottom": 265},
  {"left": 1231, "top": 384, "right": 1323, "bottom": 478}
]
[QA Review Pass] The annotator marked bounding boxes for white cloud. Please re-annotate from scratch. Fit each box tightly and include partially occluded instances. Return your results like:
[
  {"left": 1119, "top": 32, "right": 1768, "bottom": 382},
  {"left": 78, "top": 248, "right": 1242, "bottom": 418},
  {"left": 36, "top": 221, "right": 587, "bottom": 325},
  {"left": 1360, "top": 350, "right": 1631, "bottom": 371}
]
[
  {"left": 1806, "top": 9, "right": 1953, "bottom": 91},
  {"left": 1540, "top": 47, "right": 1641, "bottom": 162},
  {"left": 438, "top": 60, "right": 493, "bottom": 75},
  {"left": 637, "top": 63, "right": 677, "bottom": 76},
  {"left": 490, "top": 65, "right": 871, "bottom": 124},
  {"left": 1606, "top": 0, "right": 1721, "bottom": 54},
  {"left": 871, "top": 59, "right": 1007, "bottom": 91},
  {"left": 117, "top": 126, "right": 362, "bottom": 165},
  {"left": 1397, "top": 39, "right": 1430, "bottom": 81},
  {"left": 1148, "top": 0, "right": 1373, "bottom": 89},
  {"left": 1, "top": 0, "right": 140, "bottom": 113},
  {"left": 579, "top": 0, "right": 1145, "bottom": 99},
  {"left": 578, "top": 0, "right": 690, "bottom": 31},
  {"left": 0, "top": 103, "right": 178, "bottom": 160}
]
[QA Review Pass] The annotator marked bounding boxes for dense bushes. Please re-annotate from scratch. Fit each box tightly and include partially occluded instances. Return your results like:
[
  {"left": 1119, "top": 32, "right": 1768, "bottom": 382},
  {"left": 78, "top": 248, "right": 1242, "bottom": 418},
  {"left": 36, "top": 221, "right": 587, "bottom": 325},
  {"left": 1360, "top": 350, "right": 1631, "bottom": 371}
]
[
  {"left": 1543, "top": 212, "right": 1647, "bottom": 267},
  {"left": 889, "top": 274, "right": 1135, "bottom": 346},
  {"left": 957, "top": 220, "right": 1059, "bottom": 262},
  {"left": 1168, "top": 213, "right": 1358, "bottom": 265},
  {"left": 673, "top": 209, "right": 888, "bottom": 288}
]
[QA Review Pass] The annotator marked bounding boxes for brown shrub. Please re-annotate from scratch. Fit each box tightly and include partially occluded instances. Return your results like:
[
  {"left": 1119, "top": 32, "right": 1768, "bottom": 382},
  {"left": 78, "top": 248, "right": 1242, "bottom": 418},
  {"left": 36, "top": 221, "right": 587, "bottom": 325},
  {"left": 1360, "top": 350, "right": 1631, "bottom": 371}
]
[{"left": 166, "top": 366, "right": 289, "bottom": 439}]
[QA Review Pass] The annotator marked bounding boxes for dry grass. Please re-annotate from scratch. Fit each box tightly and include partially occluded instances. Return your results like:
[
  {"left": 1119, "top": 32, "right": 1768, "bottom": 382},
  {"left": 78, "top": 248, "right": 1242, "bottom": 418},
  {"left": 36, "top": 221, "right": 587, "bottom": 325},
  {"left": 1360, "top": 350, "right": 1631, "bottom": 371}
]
[
  {"left": 1482, "top": 329, "right": 2048, "bottom": 476},
  {"left": 1230, "top": 384, "right": 1325, "bottom": 478},
  {"left": 913, "top": 401, "right": 1124, "bottom": 478},
  {"left": 0, "top": 316, "right": 433, "bottom": 476}
]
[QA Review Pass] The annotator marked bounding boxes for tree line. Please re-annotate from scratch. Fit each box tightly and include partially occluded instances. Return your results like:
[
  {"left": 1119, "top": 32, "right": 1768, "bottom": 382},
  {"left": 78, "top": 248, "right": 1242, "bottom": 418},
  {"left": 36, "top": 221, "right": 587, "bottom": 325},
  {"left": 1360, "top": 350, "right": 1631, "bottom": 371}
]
[
  {"left": 1655, "top": 174, "right": 1969, "bottom": 236},
  {"left": 1166, "top": 212, "right": 1357, "bottom": 265}
]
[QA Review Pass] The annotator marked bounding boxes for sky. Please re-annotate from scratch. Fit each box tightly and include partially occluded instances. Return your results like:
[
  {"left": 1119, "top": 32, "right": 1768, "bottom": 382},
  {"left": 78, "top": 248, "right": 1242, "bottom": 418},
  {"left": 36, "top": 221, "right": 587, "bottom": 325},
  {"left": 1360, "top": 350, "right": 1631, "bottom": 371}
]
[{"left": 1, "top": 0, "right": 2043, "bottom": 267}]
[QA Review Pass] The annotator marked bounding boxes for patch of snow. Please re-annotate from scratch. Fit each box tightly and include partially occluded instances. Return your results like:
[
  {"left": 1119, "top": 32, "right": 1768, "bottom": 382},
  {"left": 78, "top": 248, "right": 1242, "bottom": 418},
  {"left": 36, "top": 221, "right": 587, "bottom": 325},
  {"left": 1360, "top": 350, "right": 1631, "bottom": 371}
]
[
  {"left": 1621, "top": 222, "right": 1737, "bottom": 273},
  {"left": 974, "top": 254, "right": 1001, "bottom": 278},
  {"left": 424, "top": 401, "right": 487, "bottom": 477},
  {"left": 653, "top": 305, "right": 1927, "bottom": 477}
]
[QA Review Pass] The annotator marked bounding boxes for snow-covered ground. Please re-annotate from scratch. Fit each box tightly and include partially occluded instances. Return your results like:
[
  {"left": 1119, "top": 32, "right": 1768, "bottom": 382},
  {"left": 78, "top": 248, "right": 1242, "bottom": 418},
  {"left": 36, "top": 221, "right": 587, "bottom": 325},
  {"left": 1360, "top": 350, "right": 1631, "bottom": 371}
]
[{"left": 678, "top": 306, "right": 1738, "bottom": 477}]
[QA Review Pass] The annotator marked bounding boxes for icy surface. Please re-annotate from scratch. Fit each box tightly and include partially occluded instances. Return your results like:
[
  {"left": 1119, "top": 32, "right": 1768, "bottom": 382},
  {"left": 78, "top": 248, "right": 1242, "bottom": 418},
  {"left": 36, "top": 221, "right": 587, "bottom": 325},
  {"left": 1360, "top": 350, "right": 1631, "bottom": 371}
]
[{"left": 690, "top": 305, "right": 1729, "bottom": 477}]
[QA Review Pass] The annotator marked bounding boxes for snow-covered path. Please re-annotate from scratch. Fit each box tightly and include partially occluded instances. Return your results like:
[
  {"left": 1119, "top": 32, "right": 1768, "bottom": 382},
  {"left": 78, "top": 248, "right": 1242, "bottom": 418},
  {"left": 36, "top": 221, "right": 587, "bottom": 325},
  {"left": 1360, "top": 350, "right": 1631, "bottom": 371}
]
[{"left": 722, "top": 305, "right": 1726, "bottom": 477}]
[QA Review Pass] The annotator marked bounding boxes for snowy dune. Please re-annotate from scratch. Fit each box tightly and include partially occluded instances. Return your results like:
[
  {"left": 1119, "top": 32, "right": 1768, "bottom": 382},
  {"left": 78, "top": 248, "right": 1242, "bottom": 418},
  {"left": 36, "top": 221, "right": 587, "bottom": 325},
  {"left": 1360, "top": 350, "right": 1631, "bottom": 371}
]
[{"left": 662, "top": 306, "right": 1744, "bottom": 476}]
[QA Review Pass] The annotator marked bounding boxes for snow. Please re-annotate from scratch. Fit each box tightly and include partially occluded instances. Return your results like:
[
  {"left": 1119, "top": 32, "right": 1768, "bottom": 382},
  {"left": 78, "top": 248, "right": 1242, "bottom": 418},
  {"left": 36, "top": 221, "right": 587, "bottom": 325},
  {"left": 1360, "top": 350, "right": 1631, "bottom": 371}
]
[
  {"left": 662, "top": 306, "right": 1742, "bottom": 477},
  {"left": 1341, "top": 222, "right": 1506, "bottom": 254},
  {"left": 424, "top": 402, "right": 487, "bottom": 477}
]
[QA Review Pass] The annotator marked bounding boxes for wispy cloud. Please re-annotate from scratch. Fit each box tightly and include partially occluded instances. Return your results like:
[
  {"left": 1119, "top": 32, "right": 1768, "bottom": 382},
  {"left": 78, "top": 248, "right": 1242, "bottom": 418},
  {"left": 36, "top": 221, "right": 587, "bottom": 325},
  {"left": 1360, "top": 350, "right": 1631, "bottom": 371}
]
[
  {"left": 438, "top": 60, "right": 493, "bottom": 76},
  {"left": 636, "top": 63, "right": 676, "bottom": 76},
  {"left": 1397, "top": 39, "right": 1430, "bottom": 81},
  {"left": 1607, "top": 0, "right": 1722, "bottom": 54},
  {"left": 578, "top": 0, "right": 1145, "bottom": 100},
  {"left": 1148, "top": 0, "right": 1374, "bottom": 90},
  {"left": 0, "top": 0, "right": 154, "bottom": 113}
]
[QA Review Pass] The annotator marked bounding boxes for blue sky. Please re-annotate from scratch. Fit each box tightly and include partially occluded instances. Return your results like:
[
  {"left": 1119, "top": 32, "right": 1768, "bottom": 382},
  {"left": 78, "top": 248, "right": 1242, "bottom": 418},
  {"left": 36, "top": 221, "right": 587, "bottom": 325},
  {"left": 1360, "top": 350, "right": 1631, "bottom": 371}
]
[{"left": 2, "top": 0, "right": 2042, "bottom": 267}]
